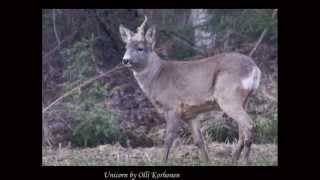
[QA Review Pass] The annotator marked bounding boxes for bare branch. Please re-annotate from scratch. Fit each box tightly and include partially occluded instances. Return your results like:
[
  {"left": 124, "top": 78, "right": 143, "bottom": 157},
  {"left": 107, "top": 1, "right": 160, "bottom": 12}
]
[
  {"left": 249, "top": 9, "right": 277, "bottom": 57},
  {"left": 52, "top": 9, "right": 61, "bottom": 48}
]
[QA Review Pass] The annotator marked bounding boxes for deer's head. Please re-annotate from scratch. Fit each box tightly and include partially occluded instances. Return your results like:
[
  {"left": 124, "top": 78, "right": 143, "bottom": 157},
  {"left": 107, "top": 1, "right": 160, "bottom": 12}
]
[{"left": 119, "top": 16, "right": 156, "bottom": 72}]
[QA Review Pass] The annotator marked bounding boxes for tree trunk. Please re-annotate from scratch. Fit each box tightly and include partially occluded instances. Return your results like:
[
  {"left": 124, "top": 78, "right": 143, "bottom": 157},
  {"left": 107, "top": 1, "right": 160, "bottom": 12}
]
[{"left": 190, "top": 9, "right": 215, "bottom": 50}]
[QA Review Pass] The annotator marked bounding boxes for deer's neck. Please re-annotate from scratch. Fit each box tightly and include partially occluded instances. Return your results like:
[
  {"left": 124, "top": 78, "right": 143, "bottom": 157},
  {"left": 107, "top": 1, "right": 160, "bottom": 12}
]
[{"left": 133, "top": 52, "right": 164, "bottom": 96}]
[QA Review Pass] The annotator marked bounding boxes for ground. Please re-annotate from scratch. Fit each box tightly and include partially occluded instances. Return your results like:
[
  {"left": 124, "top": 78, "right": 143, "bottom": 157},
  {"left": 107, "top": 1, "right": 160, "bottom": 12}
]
[{"left": 42, "top": 142, "right": 277, "bottom": 166}]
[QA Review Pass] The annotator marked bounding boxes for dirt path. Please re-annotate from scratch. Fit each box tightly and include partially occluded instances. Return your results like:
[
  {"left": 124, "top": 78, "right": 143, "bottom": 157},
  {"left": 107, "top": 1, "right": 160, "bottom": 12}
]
[{"left": 42, "top": 142, "right": 277, "bottom": 166}]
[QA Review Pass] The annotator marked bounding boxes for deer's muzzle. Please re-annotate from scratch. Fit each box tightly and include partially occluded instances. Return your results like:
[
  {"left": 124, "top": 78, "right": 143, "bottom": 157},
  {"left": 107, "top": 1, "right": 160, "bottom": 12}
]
[{"left": 122, "top": 58, "right": 130, "bottom": 65}]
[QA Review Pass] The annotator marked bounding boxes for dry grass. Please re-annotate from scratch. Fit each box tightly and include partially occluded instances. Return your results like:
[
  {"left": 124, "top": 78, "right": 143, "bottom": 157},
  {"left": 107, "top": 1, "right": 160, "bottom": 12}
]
[{"left": 42, "top": 142, "right": 277, "bottom": 166}]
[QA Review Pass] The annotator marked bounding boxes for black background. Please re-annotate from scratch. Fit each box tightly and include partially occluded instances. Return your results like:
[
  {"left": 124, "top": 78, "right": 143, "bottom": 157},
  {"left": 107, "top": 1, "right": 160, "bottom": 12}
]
[{"left": 7, "top": 0, "right": 314, "bottom": 179}]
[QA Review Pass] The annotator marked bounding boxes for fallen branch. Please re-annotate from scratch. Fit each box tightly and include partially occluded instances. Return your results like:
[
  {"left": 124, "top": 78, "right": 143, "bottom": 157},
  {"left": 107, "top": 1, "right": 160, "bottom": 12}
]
[
  {"left": 42, "top": 64, "right": 125, "bottom": 114},
  {"left": 249, "top": 9, "right": 277, "bottom": 57}
]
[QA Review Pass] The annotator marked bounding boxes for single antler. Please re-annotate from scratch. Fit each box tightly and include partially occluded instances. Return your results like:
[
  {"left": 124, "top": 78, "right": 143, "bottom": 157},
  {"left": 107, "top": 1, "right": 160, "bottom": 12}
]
[{"left": 137, "top": 15, "right": 148, "bottom": 36}]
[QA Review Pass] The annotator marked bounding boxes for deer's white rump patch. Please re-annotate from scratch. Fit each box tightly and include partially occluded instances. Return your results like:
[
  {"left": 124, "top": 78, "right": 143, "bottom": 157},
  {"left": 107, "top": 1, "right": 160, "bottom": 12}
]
[{"left": 241, "top": 66, "right": 261, "bottom": 90}]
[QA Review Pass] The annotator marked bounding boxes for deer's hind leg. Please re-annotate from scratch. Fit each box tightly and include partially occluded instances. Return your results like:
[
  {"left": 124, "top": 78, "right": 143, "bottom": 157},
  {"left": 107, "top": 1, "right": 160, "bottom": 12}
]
[
  {"left": 214, "top": 74, "right": 255, "bottom": 164},
  {"left": 232, "top": 126, "right": 244, "bottom": 162},
  {"left": 217, "top": 97, "right": 254, "bottom": 164},
  {"left": 232, "top": 90, "right": 253, "bottom": 162}
]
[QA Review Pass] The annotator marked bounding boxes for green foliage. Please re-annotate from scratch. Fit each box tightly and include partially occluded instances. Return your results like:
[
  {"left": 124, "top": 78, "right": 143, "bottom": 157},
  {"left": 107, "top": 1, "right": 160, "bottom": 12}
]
[
  {"left": 170, "top": 27, "right": 196, "bottom": 59},
  {"left": 61, "top": 34, "right": 98, "bottom": 89},
  {"left": 255, "top": 113, "right": 278, "bottom": 144},
  {"left": 158, "top": 9, "right": 277, "bottom": 60},
  {"left": 202, "top": 113, "right": 278, "bottom": 144},
  {"left": 61, "top": 34, "right": 105, "bottom": 105},
  {"left": 42, "top": 11, "right": 51, "bottom": 33},
  {"left": 65, "top": 79, "right": 127, "bottom": 147},
  {"left": 70, "top": 105, "right": 127, "bottom": 147},
  {"left": 66, "top": 80, "right": 127, "bottom": 147},
  {"left": 169, "top": 42, "right": 196, "bottom": 60},
  {"left": 206, "top": 115, "right": 277, "bottom": 144},
  {"left": 59, "top": 36, "right": 127, "bottom": 147},
  {"left": 208, "top": 9, "right": 277, "bottom": 43},
  {"left": 204, "top": 120, "right": 238, "bottom": 143}
]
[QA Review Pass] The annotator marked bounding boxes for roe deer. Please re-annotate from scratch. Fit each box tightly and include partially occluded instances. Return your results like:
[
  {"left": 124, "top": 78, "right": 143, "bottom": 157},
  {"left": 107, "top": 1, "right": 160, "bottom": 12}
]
[{"left": 119, "top": 16, "right": 261, "bottom": 164}]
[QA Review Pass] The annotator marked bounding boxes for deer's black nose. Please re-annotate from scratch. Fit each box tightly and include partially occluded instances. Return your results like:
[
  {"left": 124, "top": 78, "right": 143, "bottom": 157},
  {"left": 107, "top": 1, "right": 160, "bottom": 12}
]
[{"left": 122, "top": 59, "right": 130, "bottom": 65}]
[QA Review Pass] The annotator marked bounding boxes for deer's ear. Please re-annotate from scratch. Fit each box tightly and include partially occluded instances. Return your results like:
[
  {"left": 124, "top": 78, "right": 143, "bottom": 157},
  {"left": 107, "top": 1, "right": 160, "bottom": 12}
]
[
  {"left": 119, "top": 24, "right": 133, "bottom": 43},
  {"left": 145, "top": 25, "right": 156, "bottom": 48}
]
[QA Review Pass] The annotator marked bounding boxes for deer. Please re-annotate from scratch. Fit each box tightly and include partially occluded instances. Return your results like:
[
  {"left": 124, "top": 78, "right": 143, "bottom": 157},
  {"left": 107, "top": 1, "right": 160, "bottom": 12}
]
[{"left": 118, "top": 16, "right": 261, "bottom": 164}]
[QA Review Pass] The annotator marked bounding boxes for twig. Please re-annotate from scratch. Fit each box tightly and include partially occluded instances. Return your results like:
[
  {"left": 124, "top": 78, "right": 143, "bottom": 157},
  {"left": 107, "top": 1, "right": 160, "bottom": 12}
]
[
  {"left": 249, "top": 9, "right": 277, "bottom": 57},
  {"left": 42, "top": 64, "right": 125, "bottom": 114},
  {"left": 52, "top": 9, "right": 61, "bottom": 48},
  {"left": 249, "top": 29, "right": 268, "bottom": 57}
]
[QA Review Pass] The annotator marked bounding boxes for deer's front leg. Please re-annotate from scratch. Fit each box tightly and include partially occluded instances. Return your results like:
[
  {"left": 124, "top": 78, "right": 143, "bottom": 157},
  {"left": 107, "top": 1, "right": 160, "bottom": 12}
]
[{"left": 163, "top": 111, "right": 181, "bottom": 162}]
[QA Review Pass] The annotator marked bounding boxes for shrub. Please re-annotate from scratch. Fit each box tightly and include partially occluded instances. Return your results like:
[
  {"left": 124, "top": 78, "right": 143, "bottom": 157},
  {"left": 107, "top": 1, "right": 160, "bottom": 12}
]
[
  {"left": 254, "top": 112, "right": 278, "bottom": 144},
  {"left": 207, "top": 9, "right": 277, "bottom": 44},
  {"left": 70, "top": 105, "right": 127, "bottom": 147},
  {"left": 203, "top": 119, "right": 239, "bottom": 144},
  {"left": 202, "top": 113, "right": 277, "bottom": 144},
  {"left": 60, "top": 34, "right": 98, "bottom": 89},
  {"left": 59, "top": 36, "right": 128, "bottom": 147}
]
